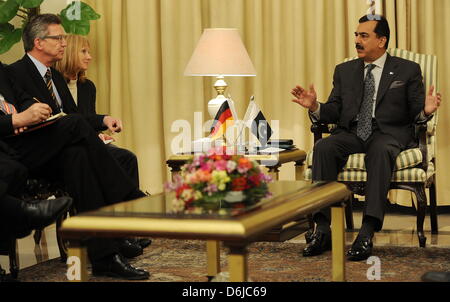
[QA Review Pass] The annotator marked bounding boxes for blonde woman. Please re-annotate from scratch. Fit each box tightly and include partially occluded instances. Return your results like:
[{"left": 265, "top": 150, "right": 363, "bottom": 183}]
[
  {"left": 55, "top": 35, "right": 140, "bottom": 184},
  {"left": 55, "top": 35, "right": 151, "bottom": 254}
]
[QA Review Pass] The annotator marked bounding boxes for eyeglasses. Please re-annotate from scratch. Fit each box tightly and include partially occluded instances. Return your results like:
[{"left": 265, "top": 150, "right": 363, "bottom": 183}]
[{"left": 41, "top": 35, "right": 67, "bottom": 42}]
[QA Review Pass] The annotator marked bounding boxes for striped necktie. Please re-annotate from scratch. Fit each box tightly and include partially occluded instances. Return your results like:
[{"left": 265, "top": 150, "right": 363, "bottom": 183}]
[
  {"left": 0, "top": 94, "right": 18, "bottom": 115},
  {"left": 44, "top": 68, "right": 61, "bottom": 111}
]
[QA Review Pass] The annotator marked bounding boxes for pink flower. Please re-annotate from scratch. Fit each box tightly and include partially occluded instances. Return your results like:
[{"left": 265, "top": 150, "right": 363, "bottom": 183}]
[
  {"left": 260, "top": 173, "right": 273, "bottom": 183},
  {"left": 214, "top": 159, "right": 228, "bottom": 171},
  {"left": 204, "top": 183, "right": 218, "bottom": 195},
  {"left": 200, "top": 160, "right": 213, "bottom": 172}
]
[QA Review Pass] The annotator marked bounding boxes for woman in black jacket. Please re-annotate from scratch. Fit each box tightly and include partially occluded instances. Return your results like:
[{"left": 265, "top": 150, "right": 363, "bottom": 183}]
[{"left": 55, "top": 35, "right": 140, "bottom": 188}]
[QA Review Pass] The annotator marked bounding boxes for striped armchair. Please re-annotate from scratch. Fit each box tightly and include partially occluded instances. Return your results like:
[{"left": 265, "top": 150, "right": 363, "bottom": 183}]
[{"left": 304, "top": 48, "right": 438, "bottom": 247}]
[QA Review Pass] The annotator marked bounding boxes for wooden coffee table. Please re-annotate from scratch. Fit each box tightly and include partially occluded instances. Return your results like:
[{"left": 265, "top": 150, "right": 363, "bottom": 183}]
[{"left": 60, "top": 181, "right": 350, "bottom": 282}]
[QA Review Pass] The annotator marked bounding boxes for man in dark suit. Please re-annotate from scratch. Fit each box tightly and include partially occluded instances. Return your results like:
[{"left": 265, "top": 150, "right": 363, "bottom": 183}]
[
  {"left": 6, "top": 14, "right": 140, "bottom": 189},
  {"left": 0, "top": 153, "right": 72, "bottom": 240},
  {"left": 0, "top": 62, "right": 149, "bottom": 280},
  {"left": 291, "top": 15, "right": 441, "bottom": 261},
  {"left": 1, "top": 63, "right": 73, "bottom": 239}
]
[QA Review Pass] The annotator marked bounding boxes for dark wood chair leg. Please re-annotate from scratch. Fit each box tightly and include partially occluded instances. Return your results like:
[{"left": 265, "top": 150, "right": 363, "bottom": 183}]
[
  {"left": 429, "top": 180, "right": 438, "bottom": 234},
  {"left": 8, "top": 238, "right": 19, "bottom": 279},
  {"left": 56, "top": 212, "right": 68, "bottom": 262},
  {"left": 33, "top": 230, "right": 42, "bottom": 245},
  {"left": 414, "top": 184, "right": 427, "bottom": 248},
  {"left": 345, "top": 195, "right": 354, "bottom": 230}
]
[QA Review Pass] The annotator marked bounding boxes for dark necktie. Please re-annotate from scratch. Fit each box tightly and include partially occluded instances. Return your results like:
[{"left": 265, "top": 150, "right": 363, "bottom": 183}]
[
  {"left": 0, "top": 95, "right": 17, "bottom": 114},
  {"left": 357, "top": 64, "right": 376, "bottom": 141},
  {"left": 44, "top": 68, "right": 61, "bottom": 112}
]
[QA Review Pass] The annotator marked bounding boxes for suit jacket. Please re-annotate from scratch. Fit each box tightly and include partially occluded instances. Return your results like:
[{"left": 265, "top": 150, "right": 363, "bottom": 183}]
[
  {"left": 73, "top": 79, "right": 108, "bottom": 132},
  {"left": 6, "top": 55, "right": 105, "bottom": 131},
  {"left": 76, "top": 79, "right": 97, "bottom": 116},
  {"left": 0, "top": 62, "right": 28, "bottom": 155},
  {"left": 0, "top": 62, "right": 30, "bottom": 198},
  {"left": 319, "top": 54, "right": 425, "bottom": 148}
]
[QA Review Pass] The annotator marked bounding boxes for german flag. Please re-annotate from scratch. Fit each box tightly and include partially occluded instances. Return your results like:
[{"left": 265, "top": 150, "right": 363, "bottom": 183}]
[{"left": 209, "top": 100, "right": 234, "bottom": 140}]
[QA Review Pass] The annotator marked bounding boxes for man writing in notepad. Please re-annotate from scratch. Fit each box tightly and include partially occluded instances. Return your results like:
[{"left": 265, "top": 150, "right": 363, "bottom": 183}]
[
  {"left": 6, "top": 15, "right": 142, "bottom": 189},
  {"left": 0, "top": 61, "right": 150, "bottom": 280}
]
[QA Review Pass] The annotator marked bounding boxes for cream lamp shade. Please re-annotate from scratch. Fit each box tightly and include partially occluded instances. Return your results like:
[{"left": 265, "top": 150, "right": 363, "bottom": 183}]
[{"left": 184, "top": 28, "right": 256, "bottom": 118}]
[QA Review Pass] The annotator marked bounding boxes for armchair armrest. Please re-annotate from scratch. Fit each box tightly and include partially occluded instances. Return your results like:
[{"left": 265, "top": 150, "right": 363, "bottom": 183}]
[
  {"left": 310, "top": 122, "right": 336, "bottom": 143},
  {"left": 415, "top": 123, "right": 430, "bottom": 171}
]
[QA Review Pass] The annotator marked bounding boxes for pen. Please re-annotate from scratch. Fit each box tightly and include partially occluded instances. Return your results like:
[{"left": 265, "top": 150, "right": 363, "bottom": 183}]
[{"left": 33, "top": 97, "right": 54, "bottom": 117}]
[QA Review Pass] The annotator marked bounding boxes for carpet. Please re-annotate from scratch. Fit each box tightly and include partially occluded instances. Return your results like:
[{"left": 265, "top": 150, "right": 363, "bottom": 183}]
[{"left": 17, "top": 239, "right": 450, "bottom": 282}]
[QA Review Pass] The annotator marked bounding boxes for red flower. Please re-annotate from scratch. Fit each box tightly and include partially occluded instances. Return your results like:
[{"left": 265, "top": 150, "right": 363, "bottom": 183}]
[
  {"left": 176, "top": 184, "right": 191, "bottom": 198},
  {"left": 232, "top": 177, "right": 248, "bottom": 191},
  {"left": 249, "top": 174, "right": 261, "bottom": 186}
]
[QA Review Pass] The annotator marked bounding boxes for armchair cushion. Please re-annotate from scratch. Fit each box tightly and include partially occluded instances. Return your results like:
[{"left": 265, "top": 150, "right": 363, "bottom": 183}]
[
  {"left": 306, "top": 148, "right": 423, "bottom": 172},
  {"left": 305, "top": 162, "right": 434, "bottom": 183}
]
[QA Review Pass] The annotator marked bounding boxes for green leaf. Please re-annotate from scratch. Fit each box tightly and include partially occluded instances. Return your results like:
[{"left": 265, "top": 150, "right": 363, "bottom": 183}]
[
  {"left": 60, "top": 1, "right": 100, "bottom": 35},
  {"left": 61, "top": 17, "right": 91, "bottom": 36},
  {"left": 14, "top": 0, "right": 43, "bottom": 9},
  {"left": 0, "top": 23, "right": 23, "bottom": 54},
  {"left": 0, "top": 0, "right": 20, "bottom": 23}
]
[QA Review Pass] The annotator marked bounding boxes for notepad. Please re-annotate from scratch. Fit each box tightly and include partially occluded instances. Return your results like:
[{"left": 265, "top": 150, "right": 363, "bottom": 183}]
[
  {"left": 10, "top": 112, "right": 67, "bottom": 137},
  {"left": 26, "top": 112, "right": 67, "bottom": 130}
]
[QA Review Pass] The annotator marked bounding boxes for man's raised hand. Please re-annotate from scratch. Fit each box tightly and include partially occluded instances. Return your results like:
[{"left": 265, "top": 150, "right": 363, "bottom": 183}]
[
  {"left": 291, "top": 84, "right": 319, "bottom": 112},
  {"left": 424, "top": 85, "right": 442, "bottom": 116}
]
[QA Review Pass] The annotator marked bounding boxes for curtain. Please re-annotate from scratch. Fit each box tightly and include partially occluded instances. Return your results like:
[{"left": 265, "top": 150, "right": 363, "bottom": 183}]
[
  {"left": 382, "top": 0, "right": 450, "bottom": 206},
  {"left": 86, "top": 0, "right": 449, "bottom": 207}
]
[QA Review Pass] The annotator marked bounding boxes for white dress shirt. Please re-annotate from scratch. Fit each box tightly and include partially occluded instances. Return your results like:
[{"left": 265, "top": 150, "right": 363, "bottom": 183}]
[{"left": 27, "top": 54, "right": 64, "bottom": 110}]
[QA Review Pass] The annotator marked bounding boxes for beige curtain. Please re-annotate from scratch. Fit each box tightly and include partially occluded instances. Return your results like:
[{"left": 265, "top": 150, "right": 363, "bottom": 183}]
[
  {"left": 382, "top": 0, "right": 450, "bottom": 206},
  {"left": 86, "top": 0, "right": 449, "bottom": 206}
]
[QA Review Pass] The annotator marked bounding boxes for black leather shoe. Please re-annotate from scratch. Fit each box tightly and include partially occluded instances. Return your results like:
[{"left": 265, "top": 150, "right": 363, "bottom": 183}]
[
  {"left": 305, "top": 229, "right": 314, "bottom": 244},
  {"left": 347, "top": 235, "right": 373, "bottom": 261},
  {"left": 92, "top": 254, "right": 150, "bottom": 280},
  {"left": 118, "top": 239, "right": 143, "bottom": 258},
  {"left": 138, "top": 238, "right": 152, "bottom": 249},
  {"left": 0, "top": 265, "right": 5, "bottom": 281},
  {"left": 421, "top": 272, "right": 450, "bottom": 282},
  {"left": 302, "top": 230, "right": 331, "bottom": 257},
  {"left": 22, "top": 197, "right": 72, "bottom": 230}
]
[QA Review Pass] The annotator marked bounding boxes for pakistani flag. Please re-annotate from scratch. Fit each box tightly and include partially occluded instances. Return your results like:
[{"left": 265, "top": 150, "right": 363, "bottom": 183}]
[{"left": 243, "top": 99, "right": 272, "bottom": 146}]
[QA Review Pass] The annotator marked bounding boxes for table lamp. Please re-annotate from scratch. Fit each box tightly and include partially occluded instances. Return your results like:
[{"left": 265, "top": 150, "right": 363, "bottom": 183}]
[{"left": 184, "top": 28, "right": 256, "bottom": 118}]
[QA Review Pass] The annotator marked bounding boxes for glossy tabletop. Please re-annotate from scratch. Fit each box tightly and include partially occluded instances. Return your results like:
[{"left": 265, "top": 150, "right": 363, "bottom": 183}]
[{"left": 60, "top": 181, "right": 350, "bottom": 242}]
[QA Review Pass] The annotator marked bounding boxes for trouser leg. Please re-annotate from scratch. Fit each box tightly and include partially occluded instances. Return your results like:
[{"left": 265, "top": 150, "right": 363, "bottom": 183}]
[
  {"left": 363, "top": 131, "right": 401, "bottom": 231},
  {"left": 0, "top": 154, "right": 28, "bottom": 197},
  {"left": 106, "top": 145, "right": 140, "bottom": 188},
  {"left": 0, "top": 157, "right": 29, "bottom": 238},
  {"left": 312, "top": 131, "right": 364, "bottom": 222},
  {"left": 0, "top": 194, "right": 30, "bottom": 238},
  {"left": 5, "top": 115, "right": 142, "bottom": 204}
]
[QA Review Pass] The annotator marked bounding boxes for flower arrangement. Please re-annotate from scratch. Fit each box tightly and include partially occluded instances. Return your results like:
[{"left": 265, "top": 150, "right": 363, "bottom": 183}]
[{"left": 165, "top": 147, "right": 273, "bottom": 212}]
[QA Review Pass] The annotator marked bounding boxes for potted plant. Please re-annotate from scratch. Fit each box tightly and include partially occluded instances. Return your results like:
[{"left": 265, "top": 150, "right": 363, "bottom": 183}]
[{"left": 0, "top": 0, "right": 100, "bottom": 54}]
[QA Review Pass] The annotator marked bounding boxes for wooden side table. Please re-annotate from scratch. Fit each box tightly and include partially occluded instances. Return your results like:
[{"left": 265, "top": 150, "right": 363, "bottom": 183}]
[
  {"left": 166, "top": 149, "right": 309, "bottom": 242},
  {"left": 166, "top": 148, "right": 307, "bottom": 181}
]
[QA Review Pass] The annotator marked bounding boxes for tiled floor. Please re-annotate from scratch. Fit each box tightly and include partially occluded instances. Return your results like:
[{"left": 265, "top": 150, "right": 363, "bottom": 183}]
[{"left": 1, "top": 211, "right": 450, "bottom": 274}]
